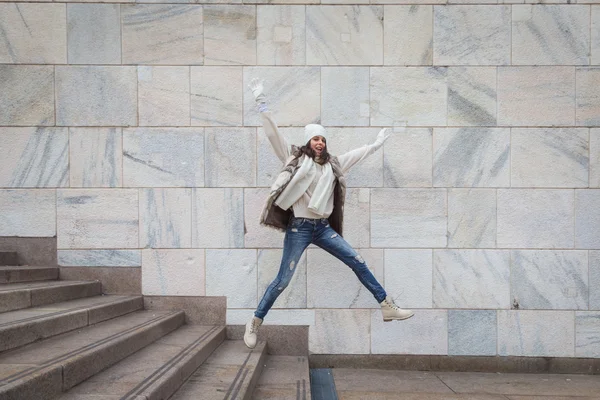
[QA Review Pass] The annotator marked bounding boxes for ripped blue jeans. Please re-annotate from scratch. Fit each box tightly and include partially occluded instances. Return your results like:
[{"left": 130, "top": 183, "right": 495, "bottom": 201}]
[{"left": 254, "top": 217, "right": 387, "bottom": 319}]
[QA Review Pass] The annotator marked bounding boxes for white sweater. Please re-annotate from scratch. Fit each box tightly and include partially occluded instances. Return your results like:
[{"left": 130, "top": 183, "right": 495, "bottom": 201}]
[{"left": 261, "top": 111, "right": 383, "bottom": 219}]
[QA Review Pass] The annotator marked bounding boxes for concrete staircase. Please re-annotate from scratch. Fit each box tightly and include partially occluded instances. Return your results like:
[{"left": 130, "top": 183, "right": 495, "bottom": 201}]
[{"left": 0, "top": 254, "right": 311, "bottom": 400}]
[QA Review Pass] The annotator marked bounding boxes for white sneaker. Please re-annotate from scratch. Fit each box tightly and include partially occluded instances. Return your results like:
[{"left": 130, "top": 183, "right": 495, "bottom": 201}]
[
  {"left": 380, "top": 296, "right": 414, "bottom": 322},
  {"left": 244, "top": 316, "right": 263, "bottom": 349}
]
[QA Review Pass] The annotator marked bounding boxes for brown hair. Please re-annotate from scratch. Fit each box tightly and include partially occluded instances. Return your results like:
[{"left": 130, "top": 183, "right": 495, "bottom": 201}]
[{"left": 293, "top": 139, "right": 331, "bottom": 164}]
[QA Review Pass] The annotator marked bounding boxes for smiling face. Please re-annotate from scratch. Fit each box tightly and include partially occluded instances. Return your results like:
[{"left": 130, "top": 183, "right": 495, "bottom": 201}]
[{"left": 309, "top": 136, "right": 326, "bottom": 156}]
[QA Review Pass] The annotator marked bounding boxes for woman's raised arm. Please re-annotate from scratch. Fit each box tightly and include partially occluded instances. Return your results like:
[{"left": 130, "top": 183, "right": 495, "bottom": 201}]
[
  {"left": 337, "top": 128, "right": 391, "bottom": 173},
  {"left": 249, "top": 78, "right": 290, "bottom": 163}
]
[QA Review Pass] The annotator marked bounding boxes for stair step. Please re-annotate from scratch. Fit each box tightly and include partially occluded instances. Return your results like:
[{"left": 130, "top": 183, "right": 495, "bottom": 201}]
[
  {"left": 0, "top": 295, "right": 143, "bottom": 353},
  {"left": 0, "top": 266, "right": 59, "bottom": 284},
  {"left": 252, "top": 356, "right": 311, "bottom": 400},
  {"left": 0, "top": 280, "right": 102, "bottom": 313},
  {"left": 0, "top": 310, "right": 184, "bottom": 399},
  {"left": 0, "top": 253, "right": 18, "bottom": 267},
  {"left": 171, "top": 340, "right": 267, "bottom": 400},
  {"left": 58, "top": 324, "right": 226, "bottom": 400}
]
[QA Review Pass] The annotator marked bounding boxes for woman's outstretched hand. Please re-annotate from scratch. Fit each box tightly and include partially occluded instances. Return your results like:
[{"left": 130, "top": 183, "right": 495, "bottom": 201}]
[
  {"left": 374, "top": 128, "right": 390, "bottom": 147},
  {"left": 249, "top": 78, "right": 265, "bottom": 101}
]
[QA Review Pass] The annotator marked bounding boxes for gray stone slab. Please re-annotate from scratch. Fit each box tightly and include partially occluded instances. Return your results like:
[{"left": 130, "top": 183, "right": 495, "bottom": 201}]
[
  {"left": 589, "top": 127, "right": 599, "bottom": 187},
  {"left": 0, "top": 3, "right": 67, "bottom": 64},
  {"left": 192, "top": 188, "right": 244, "bottom": 248},
  {"left": 448, "top": 67, "right": 497, "bottom": 126},
  {"left": 433, "top": 127, "right": 510, "bottom": 188},
  {"left": 436, "top": 371, "right": 600, "bottom": 397},
  {"left": 253, "top": 356, "right": 311, "bottom": 400},
  {"left": 56, "top": 66, "right": 137, "bottom": 126},
  {"left": 575, "top": 190, "right": 600, "bottom": 249},
  {"left": 58, "top": 250, "right": 140, "bottom": 267},
  {"left": 591, "top": 251, "right": 600, "bottom": 310},
  {"left": 139, "top": 189, "right": 192, "bottom": 249},
  {"left": 576, "top": 312, "right": 600, "bottom": 358},
  {"left": 205, "top": 128, "right": 256, "bottom": 187},
  {"left": 58, "top": 267, "right": 140, "bottom": 295},
  {"left": 138, "top": 66, "right": 190, "bottom": 126},
  {"left": 0, "top": 65, "right": 54, "bottom": 126},
  {"left": 204, "top": 5, "right": 256, "bottom": 65},
  {"left": 0, "top": 252, "right": 18, "bottom": 267},
  {"left": 0, "top": 237, "right": 57, "bottom": 268},
  {"left": 122, "top": 128, "right": 205, "bottom": 187},
  {"left": 0, "top": 128, "right": 69, "bottom": 188},
  {"left": 226, "top": 325, "right": 308, "bottom": 356},
  {"left": 434, "top": 5, "right": 510, "bottom": 65},
  {"left": 257, "top": 5, "right": 306, "bottom": 65},
  {"left": 144, "top": 296, "right": 226, "bottom": 325},
  {"left": 0, "top": 190, "right": 56, "bottom": 237},
  {"left": 191, "top": 66, "right": 243, "bottom": 126},
  {"left": 206, "top": 250, "right": 257, "bottom": 308},
  {"left": 306, "top": 6, "right": 383, "bottom": 65},
  {"left": 122, "top": 4, "right": 203, "bottom": 65},
  {"left": 577, "top": 68, "right": 600, "bottom": 126},
  {"left": 321, "top": 67, "right": 369, "bottom": 126},
  {"left": 512, "top": 5, "right": 590, "bottom": 65},
  {"left": 384, "top": 5, "right": 432, "bottom": 66},
  {"left": 69, "top": 128, "right": 122, "bottom": 188},
  {"left": 30, "top": 281, "right": 102, "bottom": 307},
  {"left": 448, "top": 189, "right": 496, "bottom": 248},
  {"left": 67, "top": 4, "right": 121, "bottom": 64},
  {"left": 448, "top": 310, "right": 496, "bottom": 356},
  {"left": 511, "top": 250, "right": 588, "bottom": 310},
  {"left": 383, "top": 128, "right": 432, "bottom": 188},
  {"left": 141, "top": 249, "right": 205, "bottom": 296},
  {"left": 332, "top": 368, "right": 453, "bottom": 394},
  {"left": 170, "top": 340, "right": 266, "bottom": 400}
]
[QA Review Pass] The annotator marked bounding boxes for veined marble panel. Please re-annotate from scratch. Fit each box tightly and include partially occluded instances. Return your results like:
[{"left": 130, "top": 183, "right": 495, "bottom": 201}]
[
  {"left": 67, "top": 4, "right": 121, "bottom": 64},
  {"left": 191, "top": 67, "right": 242, "bottom": 126},
  {"left": 244, "top": 188, "right": 284, "bottom": 248},
  {"left": 448, "top": 189, "right": 496, "bottom": 248},
  {"left": 433, "top": 250, "right": 510, "bottom": 309},
  {"left": 592, "top": 129, "right": 600, "bottom": 188},
  {"left": 371, "top": 309, "right": 447, "bottom": 355},
  {"left": 192, "top": 188, "right": 244, "bottom": 248},
  {"left": 257, "top": 249, "right": 307, "bottom": 309},
  {"left": 383, "top": 128, "right": 432, "bottom": 188},
  {"left": 226, "top": 309, "right": 314, "bottom": 326},
  {"left": 0, "top": 66, "right": 54, "bottom": 126},
  {"left": 69, "top": 128, "right": 122, "bottom": 188},
  {"left": 0, "top": 128, "right": 69, "bottom": 188},
  {"left": 307, "top": 249, "right": 383, "bottom": 309},
  {"left": 205, "top": 128, "right": 256, "bottom": 187},
  {"left": 384, "top": 250, "right": 433, "bottom": 309},
  {"left": 498, "top": 310, "right": 574, "bottom": 357},
  {"left": 384, "top": 6, "right": 432, "bottom": 66},
  {"left": 576, "top": 312, "right": 600, "bottom": 358},
  {"left": 343, "top": 188, "right": 370, "bottom": 249},
  {"left": 142, "top": 249, "right": 205, "bottom": 296},
  {"left": 575, "top": 190, "right": 600, "bottom": 249},
  {"left": 512, "top": 5, "right": 590, "bottom": 65},
  {"left": 591, "top": 251, "right": 600, "bottom": 310},
  {"left": 56, "top": 66, "right": 137, "bottom": 127},
  {"left": 448, "top": 67, "right": 497, "bottom": 126},
  {"left": 326, "top": 128, "right": 383, "bottom": 187},
  {"left": 243, "top": 67, "right": 320, "bottom": 127},
  {"left": 306, "top": 6, "right": 383, "bottom": 65},
  {"left": 58, "top": 250, "right": 141, "bottom": 267},
  {"left": 593, "top": 8, "right": 600, "bottom": 65},
  {"left": 511, "top": 250, "right": 588, "bottom": 310},
  {"left": 122, "top": 5, "right": 203, "bottom": 65},
  {"left": 204, "top": 5, "right": 256, "bottom": 65},
  {"left": 321, "top": 68, "right": 370, "bottom": 126},
  {"left": 370, "top": 67, "right": 447, "bottom": 126},
  {"left": 433, "top": 128, "right": 510, "bottom": 188},
  {"left": 310, "top": 309, "right": 370, "bottom": 354},
  {"left": 0, "top": 3, "right": 66, "bottom": 63},
  {"left": 257, "top": 5, "right": 305, "bottom": 65},
  {"left": 497, "top": 67, "right": 575, "bottom": 126},
  {"left": 448, "top": 310, "right": 496, "bottom": 356},
  {"left": 0, "top": 190, "right": 56, "bottom": 237},
  {"left": 206, "top": 249, "right": 257, "bottom": 308},
  {"left": 511, "top": 128, "right": 588, "bottom": 188},
  {"left": 257, "top": 127, "right": 306, "bottom": 187},
  {"left": 138, "top": 66, "right": 190, "bottom": 127},
  {"left": 57, "top": 189, "right": 138, "bottom": 249},
  {"left": 140, "top": 189, "right": 191, "bottom": 249},
  {"left": 497, "top": 189, "right": 574, "bottom": 248},
  {"left": 576, "top": 68, "right": 600, "bottom": 126},
  {"left": 433, "top": 5, "right": 511, "bottom": 65},
  {"left": 371, "top": 189, "right": 447, "bottom": 248},
  {"left": 122, "top": 128, "right": 205, "bottom": 187}
]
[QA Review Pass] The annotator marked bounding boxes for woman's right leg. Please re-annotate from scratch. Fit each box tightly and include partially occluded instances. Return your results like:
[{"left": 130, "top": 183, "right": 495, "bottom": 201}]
[{"left": 254, "top": 218, "right": 312, "bottom": 320}]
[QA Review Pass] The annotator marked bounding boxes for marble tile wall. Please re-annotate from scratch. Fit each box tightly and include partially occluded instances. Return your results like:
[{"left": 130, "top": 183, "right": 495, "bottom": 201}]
[{"left": 2, "top": 1, "right": 600, "bottom": 358}]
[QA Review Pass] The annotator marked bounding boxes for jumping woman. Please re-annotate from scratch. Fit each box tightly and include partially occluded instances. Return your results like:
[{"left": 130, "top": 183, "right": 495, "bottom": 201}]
[{"left": 244, "top": 78, "right": 414, "bottom": 349}]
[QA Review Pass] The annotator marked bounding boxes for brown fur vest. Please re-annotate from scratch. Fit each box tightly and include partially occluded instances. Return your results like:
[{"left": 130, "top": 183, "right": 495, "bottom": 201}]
[{"left": 260, "top": 145, "right": 347, "bottom": 236}]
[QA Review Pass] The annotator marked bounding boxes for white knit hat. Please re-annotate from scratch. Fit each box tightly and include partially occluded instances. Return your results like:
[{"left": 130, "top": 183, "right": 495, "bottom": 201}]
[{"left": 304, "top": 124, "right": 329, "bottom": 144}]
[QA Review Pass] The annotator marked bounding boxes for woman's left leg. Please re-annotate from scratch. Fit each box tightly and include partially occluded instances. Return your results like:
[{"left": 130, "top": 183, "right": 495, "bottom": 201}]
[{"left": 311, "top": 220, "right": 387, "bottom": 303}]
